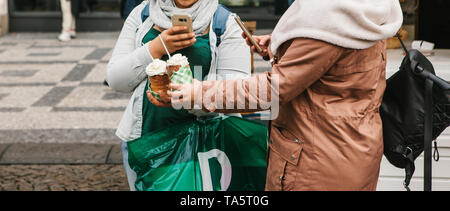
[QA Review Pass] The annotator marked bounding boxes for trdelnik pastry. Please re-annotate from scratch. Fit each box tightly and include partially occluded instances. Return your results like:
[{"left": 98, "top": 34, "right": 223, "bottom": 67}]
[
  {"left": 146, "top": 59, "right": 170, "bottom": 98},
  {"left": 166, "top": 53, "right": 190, "bottom": 76},
  {"left": 146, "top": 59, "right": 167, "bottom": 76}
]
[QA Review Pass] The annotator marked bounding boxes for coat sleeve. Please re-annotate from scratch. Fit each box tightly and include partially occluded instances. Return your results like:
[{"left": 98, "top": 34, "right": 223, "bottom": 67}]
[
  {"left": 215, "top": 14, "right": 252, "bottom": 80},
  {"left": 201, "top": 38, "right": 343, "bottom": 113},
  {"left": 106, "top": 4, "right": 154, "bottom": 93}
]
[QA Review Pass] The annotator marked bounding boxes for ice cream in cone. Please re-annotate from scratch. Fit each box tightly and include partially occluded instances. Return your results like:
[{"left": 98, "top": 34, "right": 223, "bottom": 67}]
[
  {"left": 167, "top": 54, "right": 190, "bottom": 76},
  {"left": 146, "top": 59, "right": 169, "bottom": 96}
]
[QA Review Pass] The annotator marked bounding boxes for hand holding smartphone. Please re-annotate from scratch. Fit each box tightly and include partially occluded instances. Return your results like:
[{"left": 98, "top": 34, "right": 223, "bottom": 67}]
[
  {"left": 149, "top": 14, "right": 196, "bottom": 58},
  {"left": 234, "top": 15, "right": 263, "bottom": 53},
  {"left": 172, "top": 14, "right": 194, "bottom": 34}
]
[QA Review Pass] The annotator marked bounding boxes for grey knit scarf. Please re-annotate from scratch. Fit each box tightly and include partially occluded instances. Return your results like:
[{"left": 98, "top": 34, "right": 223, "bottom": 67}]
[{"left": 149, "top": 0, "right": 218, "bottom": 36}]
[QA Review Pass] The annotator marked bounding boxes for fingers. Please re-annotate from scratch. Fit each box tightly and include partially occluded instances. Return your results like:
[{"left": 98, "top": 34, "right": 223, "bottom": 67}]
[
  {"left": 168, "top": 90, "right": 183, "bottom": 101},
  {"left": 168, "top": 83, "right": 182, "bottom": 90},
  {"left": 163, "top": 27, "right": 196, "bottom": 51},
  {"left": 250, "top": 45, "right": 268, "bottom": 57},
  {"left": 245, "top": 38, "right": 251, "bottom": 47},
  {"left": 167, "top": 86, "right": 185, "bottom": 100},
  {"left": 243, "top": 32, "right": 259, "bottom": 47},
  {"left": 158, "top": 91, "right": 171, "bottom": 104},
  {"left": 167, "top": 26, "right": 188, "bottom": 35},
  {"left": 168, "top": 83, "right": 185, "bottom": 104},
  {"left": 168, "top": 83, "right": 193, "bottom": 107},
  {"left": 173, "top": 38, "right": 196, "bottom": 48},
  {"left": 168, "top": 89, "right": 187, "bottom": 109},
  {"left": 241, "top": 32, "right": 247, "bottom": 39},
  {"left": 166, "top": 32, "right": 195, "bottom": 42},
  {"left": 147, "top": 90, "right": 171, "bottom": 107},
  {"left": 259, "top": 35, "right": 271, "bottom": 46},
  {"left": 147, "top": 90, "right": 161, "bottom": 105},
  {"left": 245, "top": 36, "right": 260, "bottom": 47},
  {"left": 260, "top": 49, "right": 268, "bottom": 57},
  {"left": 244, "top": 35, "right": 269, "bottom": 57}
]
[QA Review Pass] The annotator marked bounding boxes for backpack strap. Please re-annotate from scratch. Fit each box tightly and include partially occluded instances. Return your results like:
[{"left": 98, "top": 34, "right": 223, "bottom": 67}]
[
  {"left": 141, "top": 2, "right": 150, "bottom": 23},
  {"left": 403, "top": 147, "right": 415, "bottom": 191},
  {"left": 141, "top": 3, "right": 231, "bottom": 47},
  {"left": 212, "top": 5, "right": 232, "bottom": 47},
  {"left": 396, "top": 33, "right": 409, "bottom": 56},
  {"left": 423, "top": 78, "right": 434, "bottom": 191}
]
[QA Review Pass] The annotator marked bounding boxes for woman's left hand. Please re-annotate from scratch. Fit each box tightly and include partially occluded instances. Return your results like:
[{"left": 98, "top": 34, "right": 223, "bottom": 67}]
[
  {"left": 168, "top": 79, "right": 202, "bottom": 110},
  {"left": 147, "top": 90, "right": 172, "bottom": 108}
]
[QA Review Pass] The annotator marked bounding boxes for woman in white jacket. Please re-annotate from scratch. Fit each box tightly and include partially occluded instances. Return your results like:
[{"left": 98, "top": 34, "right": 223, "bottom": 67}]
[{"left": 106, "top": 0, "right": 251, "bottom": 190}]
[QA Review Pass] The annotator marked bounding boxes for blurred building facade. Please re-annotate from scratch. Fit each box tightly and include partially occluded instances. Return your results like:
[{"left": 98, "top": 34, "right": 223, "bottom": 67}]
[
  {"left": 0, "top": 0, "right": 7, "bottom": 35},
  {"left": 2, "top": 0, "right": 450, "bottom": 48},
  {"left": 5, "top": 0, "right": 289, "bottom": 32}
]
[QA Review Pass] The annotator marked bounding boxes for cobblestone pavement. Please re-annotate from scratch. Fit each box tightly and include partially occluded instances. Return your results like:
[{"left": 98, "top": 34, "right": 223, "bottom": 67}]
[
  {"left": 0, "top": 32, "right": 126, "bottom": 143},
  {"left": 0, "top": 165, "right": 129, "bottom": 191}
]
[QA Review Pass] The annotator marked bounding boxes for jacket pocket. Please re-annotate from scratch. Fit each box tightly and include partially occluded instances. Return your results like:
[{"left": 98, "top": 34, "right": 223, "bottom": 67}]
[
  {"left": 270, "top": 125, "right": 303, "bottom": 165},
  {"left": 327, "top": 41, "right": 385, "bottom": 76},
  {"left": 266, "top": 126, "right": 303, "bottom": 191}
]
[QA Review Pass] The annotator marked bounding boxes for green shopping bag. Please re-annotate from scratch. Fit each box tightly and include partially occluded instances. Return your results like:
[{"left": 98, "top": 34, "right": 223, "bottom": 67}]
[{"left": 127, "top": 116, "right": 268, "bottom": 191}]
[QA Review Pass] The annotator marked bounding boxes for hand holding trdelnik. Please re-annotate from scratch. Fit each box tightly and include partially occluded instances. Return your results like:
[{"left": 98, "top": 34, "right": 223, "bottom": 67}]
[{"left": 146, "top": 53, "right": 194, "bottom": 108}]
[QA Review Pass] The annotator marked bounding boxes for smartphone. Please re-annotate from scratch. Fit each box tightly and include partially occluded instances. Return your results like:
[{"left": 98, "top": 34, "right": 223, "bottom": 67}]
[
  {"left": 172, "top": 14, "right": 194, "bottom": 34},
  {"left": 234, "top": 15, "right": 263, "bottom": 53}
]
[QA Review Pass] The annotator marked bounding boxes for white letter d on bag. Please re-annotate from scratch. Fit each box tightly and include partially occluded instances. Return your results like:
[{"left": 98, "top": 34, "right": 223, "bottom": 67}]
[{"left": 198, "top": 149, "right": 232, "bottom": 191}]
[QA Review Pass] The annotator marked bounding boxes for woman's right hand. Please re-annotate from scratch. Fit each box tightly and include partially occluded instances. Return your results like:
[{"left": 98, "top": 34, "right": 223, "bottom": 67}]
[
  {"left": 242, "top": 33, "right": 271, "bottom": 59},
  {"left": 149, "top": 26, "right": 196, "bottom": 59}
]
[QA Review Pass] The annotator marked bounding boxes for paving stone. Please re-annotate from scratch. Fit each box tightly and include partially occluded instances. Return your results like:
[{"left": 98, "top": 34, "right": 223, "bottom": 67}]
[
  {"left": 0, "top": 82, "right": 57, "bottom": 87},
  {"left": 0, "top": 42, "right": 17, "bottom": 46},
  {"left": 0, "top": 70, "right": 38, "bottom": 77},
  {"left": 0, "top": 144, "right": 11, "bottom": 160},
  {"left": 0, "top": 165, "right": 128, "bottom": 191},
  {"left": 0, "top": 129, "right": 118, "bottom": 144},
  {"left": 102, "top": 92, "right": 133, "bottom": 100},
  {"left": 79, "top": 82, "right": 105, "bottom": 86},
  {"left": 0, "top": 60, "right": 78, "bottom": 65},
  {"left": 107, "top": 144, "right": 123, "bottom": 164},
  {"left": 31, "top": 86, "right": 75, "bottom": 107},
  {"left": 62, "top": 64, "right": 95, "bottom": 82},
  {"left": 51, "top": 106, "right": 126, "bottom": 112},
  {"left": 18, "top": 183, "right": 34, "bottom": 191},
  {"left": 27, "top": 52, "right": 61, "bottom": 57},
  {"left": 84, "top": 48, "right": 111, "bottom": 60},
  {"left": 0, "top": 144, "right": 113, "bottom": 164},
  {"left": 0, "top": 107, "right": 26, "bottom": 112},
  {"left": 0, "top": 93, "right": 8, "bottom": 100}
]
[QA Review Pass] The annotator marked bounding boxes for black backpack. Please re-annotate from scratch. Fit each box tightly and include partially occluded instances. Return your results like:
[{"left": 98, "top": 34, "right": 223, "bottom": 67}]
[{"left": 380, "top": 36, "right": 450, "bottom": 191}]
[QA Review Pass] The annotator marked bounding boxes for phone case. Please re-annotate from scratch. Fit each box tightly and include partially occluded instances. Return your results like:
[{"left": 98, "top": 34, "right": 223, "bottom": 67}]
[
  {"left": 234, "top": 15, "right": 263, "bottom": 53},
  {"left": 172, "top": 14, "right": 194, "bottom": 33}
]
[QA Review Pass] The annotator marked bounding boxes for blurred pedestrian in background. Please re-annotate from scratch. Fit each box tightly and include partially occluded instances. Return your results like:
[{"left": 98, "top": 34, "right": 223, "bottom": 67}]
[
  {"left": 58, "top": 0, "right": 76, "bottom": 41},
  {"left": 121, "top": 0, "right": 145, "bottom": 20},
  {"left": 58, "top": 0, "right": 83, "bottom": 41}
]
